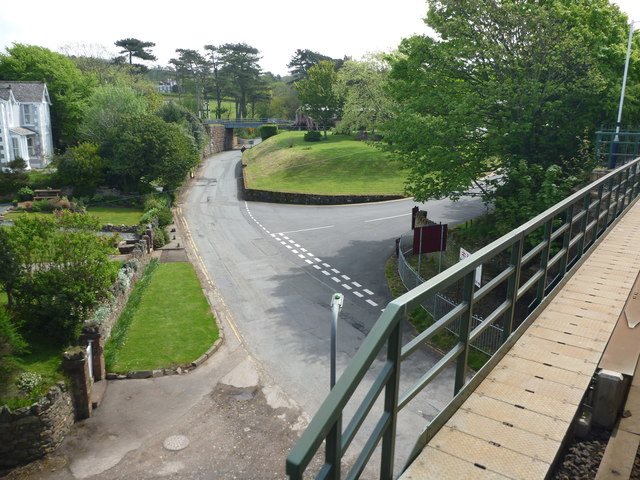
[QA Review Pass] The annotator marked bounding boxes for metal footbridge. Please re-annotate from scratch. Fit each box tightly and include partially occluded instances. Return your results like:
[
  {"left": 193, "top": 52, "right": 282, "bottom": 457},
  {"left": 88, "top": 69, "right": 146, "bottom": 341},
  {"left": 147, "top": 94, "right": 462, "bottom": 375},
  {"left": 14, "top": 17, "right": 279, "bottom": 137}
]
[{"left": 286, "top": 157, "right": 640, "bottom": 479}]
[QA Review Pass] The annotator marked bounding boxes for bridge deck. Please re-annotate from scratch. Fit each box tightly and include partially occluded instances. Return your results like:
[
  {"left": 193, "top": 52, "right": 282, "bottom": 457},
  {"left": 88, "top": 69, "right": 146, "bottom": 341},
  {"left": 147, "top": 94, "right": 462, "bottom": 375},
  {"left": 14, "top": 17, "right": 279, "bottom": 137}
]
[{"left": 401, "top": 199, "right": 640, "bottom": 479}]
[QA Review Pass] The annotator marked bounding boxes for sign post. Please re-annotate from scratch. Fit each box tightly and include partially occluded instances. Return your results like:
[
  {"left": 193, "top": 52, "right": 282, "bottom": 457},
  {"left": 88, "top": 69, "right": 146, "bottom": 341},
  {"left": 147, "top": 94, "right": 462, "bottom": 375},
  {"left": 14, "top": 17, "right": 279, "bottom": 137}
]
[
  {"left": 330, "top": 293, "right": 344, "bottom": 389},
  {"left": 459, "top": 248, "right": 482, "bottom": 288}
]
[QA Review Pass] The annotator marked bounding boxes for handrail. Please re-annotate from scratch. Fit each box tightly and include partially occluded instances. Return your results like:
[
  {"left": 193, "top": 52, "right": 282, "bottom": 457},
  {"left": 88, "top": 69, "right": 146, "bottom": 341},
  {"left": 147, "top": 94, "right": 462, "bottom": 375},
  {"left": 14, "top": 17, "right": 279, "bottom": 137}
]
[{"left": 286, "top": 158, "right": 640, "bottom": 479}]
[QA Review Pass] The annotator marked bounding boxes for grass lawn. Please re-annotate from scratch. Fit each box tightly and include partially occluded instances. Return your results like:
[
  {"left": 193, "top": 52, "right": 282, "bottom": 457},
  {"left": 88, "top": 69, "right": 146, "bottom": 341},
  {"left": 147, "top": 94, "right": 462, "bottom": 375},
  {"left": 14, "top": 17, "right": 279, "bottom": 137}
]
[
  {"left": 105, "top": 260, "right": 218, "bottom": 372},
  {"left": 5, "top": 206, "right": 143, "bottom": 225},
  {"left": 0, "top": 333, "right": 66, "bottom": 410},
  {"left": 243, "top": 131, "right": 407, "bottom": 195},
  {"left": 84, "top": 206, "right": 143, "bottom": 225}
]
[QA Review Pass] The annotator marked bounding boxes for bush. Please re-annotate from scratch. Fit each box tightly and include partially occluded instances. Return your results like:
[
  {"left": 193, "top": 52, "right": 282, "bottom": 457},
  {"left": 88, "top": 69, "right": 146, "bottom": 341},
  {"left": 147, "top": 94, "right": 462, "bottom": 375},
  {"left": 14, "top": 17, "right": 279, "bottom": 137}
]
[
  {"left": 156, "top": 207, "right": 173, "bottom": 227},
  {"left": 304, "top": 130, "right": 322, "bottom": 142},
  {"left": 143, "top": 194, "right": 170, "bottom": 212},
  {"left": 259, "top": 124, "right": 279, "bottom": 141},
  {"left": 139, "top": 208, "right": 159, "bottom": 226},
  {"left": 17, "top": 186, "right": 34, "bottom": 201},
  {"left": 153, "top": 227, "right": 169, "bottom": 249}
]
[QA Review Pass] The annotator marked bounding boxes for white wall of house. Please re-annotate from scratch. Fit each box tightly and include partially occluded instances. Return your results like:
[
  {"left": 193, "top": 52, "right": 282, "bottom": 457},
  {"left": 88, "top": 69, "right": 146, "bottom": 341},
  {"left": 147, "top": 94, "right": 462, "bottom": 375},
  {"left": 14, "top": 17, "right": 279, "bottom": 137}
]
[{"left": 0, "top": 82, "right": 54, "bottom": 170}]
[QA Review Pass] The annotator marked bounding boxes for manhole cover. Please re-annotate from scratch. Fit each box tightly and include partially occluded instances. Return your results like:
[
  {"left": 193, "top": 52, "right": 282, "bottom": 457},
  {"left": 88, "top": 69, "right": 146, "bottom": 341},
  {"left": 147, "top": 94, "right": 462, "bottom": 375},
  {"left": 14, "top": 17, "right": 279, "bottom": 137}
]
[{"left": 163, "top": 435, "right": 190, "bottom": 451}]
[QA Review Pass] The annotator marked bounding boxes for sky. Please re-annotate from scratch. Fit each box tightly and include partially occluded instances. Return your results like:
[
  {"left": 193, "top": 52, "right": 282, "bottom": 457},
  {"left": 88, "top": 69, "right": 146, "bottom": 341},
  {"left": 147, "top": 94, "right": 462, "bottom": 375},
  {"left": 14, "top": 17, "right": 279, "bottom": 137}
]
[{"left": 0, "top": 0, "right": 639, "bottom": 77}]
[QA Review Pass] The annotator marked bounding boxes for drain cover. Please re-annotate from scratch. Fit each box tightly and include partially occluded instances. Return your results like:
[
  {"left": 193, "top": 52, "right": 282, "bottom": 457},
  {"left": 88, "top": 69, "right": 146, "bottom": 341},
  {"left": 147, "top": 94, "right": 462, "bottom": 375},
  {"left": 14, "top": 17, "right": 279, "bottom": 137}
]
[{"left": 163, "top": 435, "right": 190, "bottom": 451}]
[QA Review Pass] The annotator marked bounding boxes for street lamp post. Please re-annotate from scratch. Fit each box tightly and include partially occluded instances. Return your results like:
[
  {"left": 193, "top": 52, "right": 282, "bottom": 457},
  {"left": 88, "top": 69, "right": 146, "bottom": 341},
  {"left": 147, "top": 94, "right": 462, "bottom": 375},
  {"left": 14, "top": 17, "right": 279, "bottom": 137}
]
[
  {"left": 610, "top": 20, "right": 638, "bottom": 169},
  {"left": 330, "top": 293, "right": 344, "bottom": 389}
]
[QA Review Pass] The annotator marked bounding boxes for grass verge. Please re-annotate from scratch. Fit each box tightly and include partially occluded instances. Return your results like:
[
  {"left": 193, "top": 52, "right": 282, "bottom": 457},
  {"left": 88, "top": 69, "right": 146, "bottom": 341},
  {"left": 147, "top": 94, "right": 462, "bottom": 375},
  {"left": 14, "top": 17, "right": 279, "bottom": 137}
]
[
  {"left": 105, "top": 260, "right": 218, "bottom": 372},
  {"left": 243, "top": 131, "right": 407, "bottom": 195}
]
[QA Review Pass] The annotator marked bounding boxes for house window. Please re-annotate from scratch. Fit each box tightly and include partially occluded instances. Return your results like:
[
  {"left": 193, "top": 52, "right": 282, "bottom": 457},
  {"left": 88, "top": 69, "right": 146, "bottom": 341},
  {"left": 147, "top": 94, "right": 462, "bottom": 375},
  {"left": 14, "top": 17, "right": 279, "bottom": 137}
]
[
  {"left": 22, "top": 104, "right": 33, "bottom": 125},
  {"left": 27, "top": 137, "right": 35, "bottom": 157},
  {"left": 11, "top": 137, "right": 20, "bottom": 160}
]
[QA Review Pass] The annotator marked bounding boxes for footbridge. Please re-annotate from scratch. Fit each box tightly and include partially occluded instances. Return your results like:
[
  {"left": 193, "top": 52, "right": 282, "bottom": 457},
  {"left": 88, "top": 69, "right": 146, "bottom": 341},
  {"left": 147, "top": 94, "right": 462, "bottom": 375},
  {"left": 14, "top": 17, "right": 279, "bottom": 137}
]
[
  {"left": 204, "top": 118, "right": 293, "bottom": 129},
  {"left": 286, "top": 158, "right": 640, "bottom": 479}
]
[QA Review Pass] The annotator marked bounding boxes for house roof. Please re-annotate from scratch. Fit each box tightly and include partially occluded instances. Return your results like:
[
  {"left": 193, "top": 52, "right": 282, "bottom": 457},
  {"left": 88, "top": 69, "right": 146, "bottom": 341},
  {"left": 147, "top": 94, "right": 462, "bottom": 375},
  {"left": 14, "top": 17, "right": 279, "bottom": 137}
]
[{"left": 0, "top": 81, "right": 50, "bottom": 103}]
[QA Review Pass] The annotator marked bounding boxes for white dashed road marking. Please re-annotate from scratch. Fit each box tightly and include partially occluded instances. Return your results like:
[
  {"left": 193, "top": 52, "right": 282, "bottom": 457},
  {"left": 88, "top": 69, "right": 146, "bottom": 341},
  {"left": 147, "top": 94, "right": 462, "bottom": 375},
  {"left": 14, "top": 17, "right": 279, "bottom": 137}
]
[{"left": 245, "top": 202, "right": 382, "bottom": 310}]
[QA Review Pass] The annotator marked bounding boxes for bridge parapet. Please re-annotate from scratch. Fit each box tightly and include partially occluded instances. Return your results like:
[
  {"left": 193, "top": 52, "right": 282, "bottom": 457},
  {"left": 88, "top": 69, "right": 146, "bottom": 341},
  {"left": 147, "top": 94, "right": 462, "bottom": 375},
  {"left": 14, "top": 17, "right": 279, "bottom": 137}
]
[
  {"left": 204, "top": 118, "right": 293, "bottom": 129},
  {"left": 286, "top": 157, "right": 640, "bottom": 479}
]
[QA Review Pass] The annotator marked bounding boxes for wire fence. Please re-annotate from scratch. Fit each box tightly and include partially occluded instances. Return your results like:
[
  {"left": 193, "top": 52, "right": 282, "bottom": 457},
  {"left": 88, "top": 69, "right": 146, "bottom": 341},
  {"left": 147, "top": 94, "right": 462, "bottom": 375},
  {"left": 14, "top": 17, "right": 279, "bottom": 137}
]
[{"left": 397, "top": 235, "right": 503, "bottom": 355}]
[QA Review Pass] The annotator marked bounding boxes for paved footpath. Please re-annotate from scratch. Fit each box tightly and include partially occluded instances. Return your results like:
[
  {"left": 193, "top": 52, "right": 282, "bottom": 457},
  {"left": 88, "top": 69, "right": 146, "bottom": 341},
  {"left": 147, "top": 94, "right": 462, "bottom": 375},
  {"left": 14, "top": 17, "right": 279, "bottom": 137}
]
[{"left": 2, "top": 192, "right": 323, "bottom": 480}]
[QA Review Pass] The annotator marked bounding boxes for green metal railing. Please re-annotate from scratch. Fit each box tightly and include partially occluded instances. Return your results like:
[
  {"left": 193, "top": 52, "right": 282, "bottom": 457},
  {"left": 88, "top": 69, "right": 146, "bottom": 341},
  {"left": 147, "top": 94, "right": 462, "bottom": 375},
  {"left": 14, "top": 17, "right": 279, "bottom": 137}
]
[
  {"left": 595, "top": 128, "right": 640, "bottom": 168},
  {"left": 286, "top": 158, "right": 640, "bottom": 480}
]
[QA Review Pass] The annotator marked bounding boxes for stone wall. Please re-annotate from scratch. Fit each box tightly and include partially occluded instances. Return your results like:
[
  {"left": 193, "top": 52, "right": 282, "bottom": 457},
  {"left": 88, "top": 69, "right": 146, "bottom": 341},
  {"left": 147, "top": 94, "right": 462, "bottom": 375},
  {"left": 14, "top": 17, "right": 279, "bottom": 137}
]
[
  {"left": 0, "top": 383, "right": 74, "bottom": 470},
  {"left": 242, "top": 171, "right": 404, "bottom": 205},
  {"left": 90, "top": 240, "right": 152, "bottom": 340},
  {"left": 204, "top": 124, "right": 226, "bottom": 155}
]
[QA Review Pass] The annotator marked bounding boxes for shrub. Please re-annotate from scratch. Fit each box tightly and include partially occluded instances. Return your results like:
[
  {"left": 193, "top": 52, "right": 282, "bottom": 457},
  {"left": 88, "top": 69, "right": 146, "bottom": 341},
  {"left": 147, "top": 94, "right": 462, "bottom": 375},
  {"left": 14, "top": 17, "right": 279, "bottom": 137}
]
[
  {"left": 143, "top": 195, "right": 170, "bottom": 212},
  {"left": 259, "top": 124, "right": 279, "bottom": 141},
  {"left": 139, "top": 208, "right": 159, "bottom": 226},
  {"left": 0, "top": 308, "right": 26, "bottom": 358},
  {"left": 153, "top": 227, "right": 169, "bottom": 249},
  {"left": 15, "top": 372, "right": 42, "bottom": 396},
  {"left": 304, "top": 130, "right": 322, "bottom": 142},
  {"left": 156, "top": 207, "right": 173, "bottom": 227},
  {"left": 17, "top": 186, "right": 34, "bottom": 201}
]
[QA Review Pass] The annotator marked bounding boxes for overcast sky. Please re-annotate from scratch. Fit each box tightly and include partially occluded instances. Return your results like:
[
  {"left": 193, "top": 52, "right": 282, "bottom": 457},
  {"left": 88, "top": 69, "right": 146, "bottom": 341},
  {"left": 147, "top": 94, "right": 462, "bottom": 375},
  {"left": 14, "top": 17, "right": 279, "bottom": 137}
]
[{"left": 0, "top": 0, "right": 639, "bottom": 77}]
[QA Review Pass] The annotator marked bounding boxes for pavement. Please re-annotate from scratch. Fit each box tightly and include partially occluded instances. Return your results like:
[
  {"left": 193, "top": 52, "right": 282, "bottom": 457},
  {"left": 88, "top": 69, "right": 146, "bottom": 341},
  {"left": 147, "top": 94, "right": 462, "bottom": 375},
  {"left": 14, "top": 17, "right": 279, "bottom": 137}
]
[{"left": 1, "top": 195, "right": 323, "bottom": 480}]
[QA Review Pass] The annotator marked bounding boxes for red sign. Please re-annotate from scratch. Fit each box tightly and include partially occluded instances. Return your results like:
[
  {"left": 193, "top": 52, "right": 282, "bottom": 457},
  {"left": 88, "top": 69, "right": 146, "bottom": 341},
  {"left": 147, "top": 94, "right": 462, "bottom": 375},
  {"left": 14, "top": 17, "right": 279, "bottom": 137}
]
[{"left": 412, "top": 224, "right": 448, "bottom": 254}]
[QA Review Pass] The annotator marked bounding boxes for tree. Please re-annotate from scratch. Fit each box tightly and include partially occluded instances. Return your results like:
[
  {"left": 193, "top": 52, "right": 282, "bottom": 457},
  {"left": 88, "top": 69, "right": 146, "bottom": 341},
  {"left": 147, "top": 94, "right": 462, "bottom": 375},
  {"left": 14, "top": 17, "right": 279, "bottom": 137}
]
[
  {"left": 295, "top": 61, "right": 343, "bottom": 136},
  {"left": 115, "top": 38, "right": 157, "bottom": 65},
  {"left": 288, "top": 49, "right": 334, "bottom": 82},
  {"left": 256, "top": 81, "right": 299, "bottom": 120},
  {"left": 337, "top": 54, "right": 394, "bottom": 133},
  {"left": 157, "top": 102, "right": 207, "bottom": 152},
  {"left": 204, "top": 44, "right": 229, "bottom": 118},
  {"left": 54, "top": 143, "right": 106, "bottom": 196},
  {"left": 218, "top": 43, "right": 262, "bottom": 118},
  {"left": 382, "top": 0, "right": 638, "bottom": 219},
  {"left": 287, "top": 49, "right": 348, "bottom": 82},
  {"left": 80, "top": 84, "right": 149, "bottom": 143},
  {"left": 169, "top": 49, "right": 210, "bottom": 117},
  {"left": 101, "top": 114, "right": 200, "bottom": 192},
  {"left": 0, "top": 44, "right": 97, "bottom": 147},
  {"left": 2, "top": 212, "right": 118, "bottom": 343}
]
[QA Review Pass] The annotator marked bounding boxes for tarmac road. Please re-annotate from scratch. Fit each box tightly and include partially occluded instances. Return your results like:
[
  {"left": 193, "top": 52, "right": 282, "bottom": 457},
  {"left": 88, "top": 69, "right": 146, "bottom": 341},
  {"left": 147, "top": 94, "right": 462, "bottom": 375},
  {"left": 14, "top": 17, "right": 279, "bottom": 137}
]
[{"left": 3, "top": 147, "right": 487, "bottom": 480}]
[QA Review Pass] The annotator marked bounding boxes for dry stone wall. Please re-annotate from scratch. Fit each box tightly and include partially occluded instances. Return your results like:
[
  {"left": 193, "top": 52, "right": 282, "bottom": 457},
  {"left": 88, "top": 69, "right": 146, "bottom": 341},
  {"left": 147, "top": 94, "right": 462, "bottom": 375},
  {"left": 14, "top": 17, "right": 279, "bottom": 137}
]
[{"left": 0, "top": 383, "right": 73, "bottom": 470}]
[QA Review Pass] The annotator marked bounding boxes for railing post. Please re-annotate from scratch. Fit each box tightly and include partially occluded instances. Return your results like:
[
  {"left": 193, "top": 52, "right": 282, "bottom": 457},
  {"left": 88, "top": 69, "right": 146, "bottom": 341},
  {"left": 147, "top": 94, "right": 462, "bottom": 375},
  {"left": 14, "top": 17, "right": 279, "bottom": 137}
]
[
  {"left": 533, "top": 220, "right": 553, "bottom": 308},
  {"left": 575, "top": 194, "right": 590, "bottom": 261},
  {"left": 613, "top": 171, "right": 623, "bottom": 218},
  {"left": 620, "top": 165, "right": 631, "bottom": 213},
  {"left": 632, "top": 162, "right": 640, "bottom": 200},
  {"left": 501, "top": 239, "right": 523, "bottom": 343},
  {"left": 380, "top": 318, "right": 403, "bottom": 479},
  {"left": 558, "top": 204, "right": 574, "bottom": 278},
  {"left": 454, "top": 271, "right": 476, "bottom": 394},
  {"left": 325, "top": 417, "right": 342, "bottom": 479},
  {"left": 594, "top": 184, "right": 605, "bottom": 240},
  {"left": 604, "top": 176, "right": 614, "bottom": 227}
]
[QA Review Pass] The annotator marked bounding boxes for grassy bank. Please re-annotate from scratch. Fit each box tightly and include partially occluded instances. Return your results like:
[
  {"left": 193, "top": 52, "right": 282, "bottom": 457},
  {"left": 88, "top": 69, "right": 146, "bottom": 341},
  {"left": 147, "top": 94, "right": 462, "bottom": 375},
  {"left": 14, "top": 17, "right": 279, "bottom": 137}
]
[
  {"left": 105, "top": 260, "right": 218, "bottom": 372},
  {"left": 243, "top": 131, "right": 407, "bottom": 195}
]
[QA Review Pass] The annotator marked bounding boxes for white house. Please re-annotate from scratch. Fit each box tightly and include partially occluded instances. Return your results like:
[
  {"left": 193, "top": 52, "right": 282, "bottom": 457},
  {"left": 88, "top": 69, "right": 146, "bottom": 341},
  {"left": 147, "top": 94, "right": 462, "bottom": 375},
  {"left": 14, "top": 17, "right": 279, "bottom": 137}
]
[{"left": 0, "top": 81, "right": 54, "bottom": 170}]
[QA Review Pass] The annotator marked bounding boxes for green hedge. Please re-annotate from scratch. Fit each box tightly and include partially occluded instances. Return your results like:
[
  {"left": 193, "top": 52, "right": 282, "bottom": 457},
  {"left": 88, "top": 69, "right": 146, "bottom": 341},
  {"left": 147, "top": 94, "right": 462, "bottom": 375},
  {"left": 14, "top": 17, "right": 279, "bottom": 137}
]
[{"left": 260, "top": 124, "right": 278, "bottom": 140}]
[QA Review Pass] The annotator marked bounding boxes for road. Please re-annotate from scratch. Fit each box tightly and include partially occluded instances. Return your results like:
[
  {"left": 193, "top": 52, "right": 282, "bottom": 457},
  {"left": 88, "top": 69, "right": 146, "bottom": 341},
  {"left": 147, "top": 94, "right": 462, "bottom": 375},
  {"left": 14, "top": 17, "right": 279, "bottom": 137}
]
[{"left": 181, "top": 148, "right": 488, "bottom": 471}]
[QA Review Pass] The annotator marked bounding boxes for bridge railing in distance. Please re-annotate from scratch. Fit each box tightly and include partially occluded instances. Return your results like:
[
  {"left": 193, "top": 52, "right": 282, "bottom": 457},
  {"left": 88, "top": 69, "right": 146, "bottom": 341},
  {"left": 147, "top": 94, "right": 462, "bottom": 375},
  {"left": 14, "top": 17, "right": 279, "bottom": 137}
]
[{"left": 286, "top": 157, "right": 640, "bottom": 480}]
